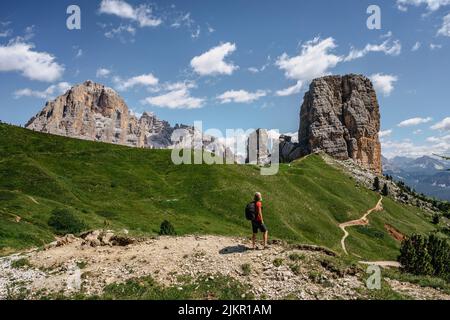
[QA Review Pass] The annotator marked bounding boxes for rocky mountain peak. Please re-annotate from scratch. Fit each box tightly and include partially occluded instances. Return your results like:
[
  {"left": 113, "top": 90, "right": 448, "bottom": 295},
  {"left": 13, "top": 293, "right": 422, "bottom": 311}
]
[
  {"left": 25, "top": 81, "right": 177, "bottom": 149},
  {"left": 25, "top": 81, "right": 238, "bottom": 161},
  {"left": 298, "top": 74, "right": 382, "bottom": 173}
]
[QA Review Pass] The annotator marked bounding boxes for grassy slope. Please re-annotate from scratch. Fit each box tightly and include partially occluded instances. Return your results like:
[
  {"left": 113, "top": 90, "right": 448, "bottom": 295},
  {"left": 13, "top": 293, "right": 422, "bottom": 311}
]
[{"left": 0, "top": 124, "right": 441, "bottom": 260}]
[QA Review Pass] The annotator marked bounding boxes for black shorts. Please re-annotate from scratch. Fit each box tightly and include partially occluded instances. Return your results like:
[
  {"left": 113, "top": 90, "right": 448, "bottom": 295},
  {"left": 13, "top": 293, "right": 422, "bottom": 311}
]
[{"left": 252, "top": 221, "right": 268, "bottom": 234}]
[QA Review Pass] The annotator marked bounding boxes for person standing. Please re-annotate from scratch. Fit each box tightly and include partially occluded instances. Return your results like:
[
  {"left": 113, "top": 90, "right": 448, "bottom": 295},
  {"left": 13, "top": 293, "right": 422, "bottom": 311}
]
[{"left": 251, "top": 192, "right": 268, "bottom": 249}]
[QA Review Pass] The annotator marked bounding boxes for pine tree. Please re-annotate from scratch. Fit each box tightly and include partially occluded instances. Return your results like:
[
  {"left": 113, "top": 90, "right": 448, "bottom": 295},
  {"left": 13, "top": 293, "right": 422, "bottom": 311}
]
[
  {"left": 427, "top": 235, "right": 449, "bottom": 277},
  {"left": 415, "top": 236, "right": 433, "bottom": 276},
  {"left": 398, "top": 236, "right": 417, "bottom": 274},
  {"left": 399, "top": 234, "right": 449, "bottom": 279},
  {"left": 432, "top": 214, "right": 440, "bottom": 225},
  {"left": 373, "top": 177, "right": 380, "bottom": 191},
  {"left": 381, "top": 183, "right": 389, "bottom": 196}
]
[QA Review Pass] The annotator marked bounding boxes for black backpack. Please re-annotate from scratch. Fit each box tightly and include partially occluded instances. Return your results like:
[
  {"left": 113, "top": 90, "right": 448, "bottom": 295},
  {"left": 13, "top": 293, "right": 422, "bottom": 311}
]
[{"left": 245, "top": 201, "right": 256, "bottom": 221}]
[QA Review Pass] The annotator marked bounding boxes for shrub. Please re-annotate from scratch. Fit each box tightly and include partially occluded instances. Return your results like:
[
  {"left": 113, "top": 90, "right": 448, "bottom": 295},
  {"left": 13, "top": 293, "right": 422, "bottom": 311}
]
[
  {"left": 308, "top": 271, "right": 322, "bottom": 283},
  {"left": 11, "top": 258, "right": 31, "bottom": 269},
  {"left": 289, "top": 264, "right": 301, "bottom": 275},
  {"left": 48, "top": 208, "right": 87, "bottom": 235},
  {"left": 0, "top": 191, "right": 17, "bottom": 201},
  {"left": 96, "top": 210, "right": 116, "bottom": 218},
  {"left": 241, "top": 263, "right": 251, "bottom": 276},
  {"left": 288, "top": 253, "right": 305, "bottom": 262},
  {"left": 159, "top": 220, "right": 176, "bottom": 236},
  {"left": 273, "top": 258, "right": 283, "bottom": 267}
]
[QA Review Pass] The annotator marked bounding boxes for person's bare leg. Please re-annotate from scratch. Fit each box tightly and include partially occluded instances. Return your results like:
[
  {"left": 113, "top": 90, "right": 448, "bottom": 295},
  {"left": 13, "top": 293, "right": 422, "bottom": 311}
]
[
  {"left": 263, "top": 231, "right": 268, "bottom": 248},
  {"left": 252, "top": 233, "right": 256, "bottom": 249}
]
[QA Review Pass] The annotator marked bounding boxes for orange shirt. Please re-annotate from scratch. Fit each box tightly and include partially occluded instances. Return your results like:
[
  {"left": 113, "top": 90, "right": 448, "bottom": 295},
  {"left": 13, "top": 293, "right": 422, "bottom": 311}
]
[{"left": 255, "top": 201, "right": 263, "bottom": 222}]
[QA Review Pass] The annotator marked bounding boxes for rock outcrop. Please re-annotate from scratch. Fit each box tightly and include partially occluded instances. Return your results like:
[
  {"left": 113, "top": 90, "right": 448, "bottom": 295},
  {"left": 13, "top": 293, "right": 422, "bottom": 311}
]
[
  {"left": 279, "top": 135, "right": 302, "bottom": 163},
  {"left": 297, "top": 74, "right": 381, "bottom": 173},
  {"left": 26, "top": 81, "right": 236, "bottom": 160},
  {"left": 246, "top": 129, "right": 271, "bottom": 165}
]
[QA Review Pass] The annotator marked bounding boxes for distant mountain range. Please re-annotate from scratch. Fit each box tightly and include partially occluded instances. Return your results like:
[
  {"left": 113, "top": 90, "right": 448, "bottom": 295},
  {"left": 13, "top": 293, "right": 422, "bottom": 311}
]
[{"left": 382, "top": 155, "right": 450, "bottom": 201}]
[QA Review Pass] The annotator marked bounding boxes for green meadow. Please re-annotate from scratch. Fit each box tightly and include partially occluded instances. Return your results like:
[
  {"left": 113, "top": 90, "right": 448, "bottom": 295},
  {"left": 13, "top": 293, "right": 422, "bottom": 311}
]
[{"left": 0, "top": 123, "right": 442, "bottom": 260}]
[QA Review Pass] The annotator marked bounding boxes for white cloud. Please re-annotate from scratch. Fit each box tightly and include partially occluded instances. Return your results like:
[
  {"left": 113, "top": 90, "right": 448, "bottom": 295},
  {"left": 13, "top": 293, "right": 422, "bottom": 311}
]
[
  {"left": 431, "top": 117, "right": 450, "bottom": 131},
  {"left": 430, "top": 43, "right": 443, "bottom": 50},
  {"left": 190, "top": 42, "right": 238, "bottom": 76},
  {"left": 14, "top": 82, "right": 71, "bottom": 99},
  {"left": 382, "top": 138, "right": 450, "bottom": 158},
  {"left": 0, "top": 29, "right": 12, "bottom": 38},
  {"left": 143, "top": 82, "right": 204, "bottom": 109},
  {"left": 412, "top": 42, "right": 421, "bottom": 51},
  {"left": 381, "top": 31, "right": 393, "bottom": 39},
  {"left": 413, "top": 129, "right": 423, "bottom": 134},
  {"left": 21, "top": 25, "right": 35, "bottom": 41},
  {"left": 216, "top": 89, "right": 267, "bottom": 104},
  {"left": 6, "top": 25, "right": 35, "bottom": 43},
  {"left": 276, "top": 37, "right": 342, "bottom": 83},
  {"left": 115, "top": 73, "right": 159, "bottom": 91},
  {"left": 438, "top": 13, "right": 450, "bottom": 37},
  {"left": 398, "top": 117, "right": 432, "bottom": 127},
  {"left": 170, "top": 12, "right": 204, "bottom": 39},
  {"left": 396, "top": 0, "right": 450, "bottom": 11},
  {"left": 75, "top": 48, "right": 83, "bottom": 58},
  {"left": 104, "top": 24, "right": 136, "bottom": 40},
  {"left": 247, "top": 56, "right": 271, "bottom": 74},
  {"left": 344, "top": 39, "right": 401, "bottom": 62},
  {"left": 275, "top": 81, "right": 303, "bottom": 97},
  {"left": 99, "top": 0, "right": 162, "bottom": 27},
  {"left": 96, "top": 68, "right": 111, "bottom": 78},
  {"left": 379, "top": 129, "right": 393, "bottom": 138},
  {"left": 171, "top": 12, "right": 193, "bottom": 29},
  {"left": 427, "top": 135, "right": 450, "bottom": 143},
  {"left": 191, "top": 26, "right": 201, "bottom": 39},
  {"left": 369, "top": 73, "right": 398, "bottom": 97},
  {"left": 207, "top": 24, "right": 215, "bottom": 33},
  {"left": 0, "top": 41, "right": 64, "bottom": 82}
]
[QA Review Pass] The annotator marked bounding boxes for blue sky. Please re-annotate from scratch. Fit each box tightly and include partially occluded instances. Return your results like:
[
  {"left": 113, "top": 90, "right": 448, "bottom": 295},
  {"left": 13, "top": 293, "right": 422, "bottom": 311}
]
[{"left": 0, "top": 0, "right": 449, "bottom": 158}]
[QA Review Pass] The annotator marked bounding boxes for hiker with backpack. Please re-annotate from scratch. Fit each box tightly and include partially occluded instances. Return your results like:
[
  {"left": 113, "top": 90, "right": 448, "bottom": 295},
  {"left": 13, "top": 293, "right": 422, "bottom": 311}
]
[{"left": 245, "top": 192, "right": 268, "bottom": 250}]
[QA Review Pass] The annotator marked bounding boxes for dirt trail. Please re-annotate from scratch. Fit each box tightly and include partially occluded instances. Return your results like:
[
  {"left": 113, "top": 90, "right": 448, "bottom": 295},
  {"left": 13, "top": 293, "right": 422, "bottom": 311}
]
[
  {"left": 27, "top": 196, "right": 39, "bottom": 205},
  {"left": 339, "top": 196, "right": 383, "bottom": 255},
  {"left": 338, "top": 196, "right": 401, "bottom": 268},
  {"left": 359, "top": 261, "right": 401, "bottom": 268}
]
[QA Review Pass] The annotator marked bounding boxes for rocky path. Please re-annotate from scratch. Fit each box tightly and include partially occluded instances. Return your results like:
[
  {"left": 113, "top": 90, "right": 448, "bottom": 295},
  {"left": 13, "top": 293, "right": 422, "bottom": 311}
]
[
  {"left": 1, "top": 233, "right": 449, "bottom": 300},
  {"left": 0, "top": 234, "right": 363, "bottom": 300}
]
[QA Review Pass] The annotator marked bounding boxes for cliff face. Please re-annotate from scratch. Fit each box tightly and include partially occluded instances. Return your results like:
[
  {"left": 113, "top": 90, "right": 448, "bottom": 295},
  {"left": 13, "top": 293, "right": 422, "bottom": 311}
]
[
  {"left": 26, "top": 81, "right": 178, "bottom": 149},
  {"left": 298, "top": 74, "right": 382, "bottom": 173}
]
